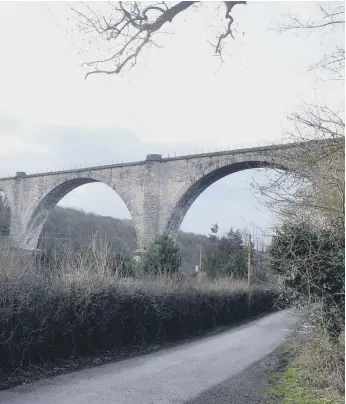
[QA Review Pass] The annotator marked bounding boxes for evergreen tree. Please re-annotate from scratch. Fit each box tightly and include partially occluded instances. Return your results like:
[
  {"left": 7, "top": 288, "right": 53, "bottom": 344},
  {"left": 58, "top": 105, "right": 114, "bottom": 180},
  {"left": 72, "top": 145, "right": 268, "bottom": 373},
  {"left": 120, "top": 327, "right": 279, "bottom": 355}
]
[
  {"left": 142, "top": 234, "right": 182, "bottom": 275},
  {"left": 204, "top": 226, "right": 247, "bottom": 278}
]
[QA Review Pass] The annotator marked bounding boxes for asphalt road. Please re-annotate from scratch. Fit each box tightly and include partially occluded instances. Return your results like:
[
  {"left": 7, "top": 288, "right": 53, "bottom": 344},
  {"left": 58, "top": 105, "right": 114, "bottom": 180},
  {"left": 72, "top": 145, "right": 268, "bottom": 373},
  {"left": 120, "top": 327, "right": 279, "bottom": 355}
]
[{"left": 0, "top": 309, "right": 301, "bottom": 404}]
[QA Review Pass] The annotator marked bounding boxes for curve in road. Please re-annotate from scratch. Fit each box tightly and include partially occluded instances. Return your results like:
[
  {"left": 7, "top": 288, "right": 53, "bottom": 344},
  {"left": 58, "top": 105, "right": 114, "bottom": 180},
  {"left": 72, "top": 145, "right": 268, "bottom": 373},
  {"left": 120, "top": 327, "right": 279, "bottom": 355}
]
[{"left": 0, "top": 309, "right": 302, "bottom": 404}]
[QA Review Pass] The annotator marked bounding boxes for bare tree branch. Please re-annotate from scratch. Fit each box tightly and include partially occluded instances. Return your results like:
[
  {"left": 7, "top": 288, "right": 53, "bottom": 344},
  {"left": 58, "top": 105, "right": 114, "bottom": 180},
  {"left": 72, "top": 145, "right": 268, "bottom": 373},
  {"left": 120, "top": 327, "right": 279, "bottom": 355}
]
[
  {"left": 277, "top": 2, "right": 345, "bottom": 81},
  {"left": 252, "top": 103, "right": 345, "bottom": 227},
  {"left": 308, "top": 47, "right": 345, "bottom": 81},
  {"left": 278, "top": 3, "right": 345, "bottom": 32},
  {"left": 214, "top": 1, "right": 247, "bottom": 55},
  {"left": 70, "top": 1, "right": 246, "bottom": 78}
]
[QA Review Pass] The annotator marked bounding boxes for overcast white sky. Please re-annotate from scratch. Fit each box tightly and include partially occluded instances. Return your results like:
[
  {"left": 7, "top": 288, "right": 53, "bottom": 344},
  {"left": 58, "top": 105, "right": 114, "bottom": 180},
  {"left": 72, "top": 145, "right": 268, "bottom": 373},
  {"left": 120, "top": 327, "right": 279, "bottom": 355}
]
[{"left": 0, "top": 1, "right": 344, "bottom": 237}]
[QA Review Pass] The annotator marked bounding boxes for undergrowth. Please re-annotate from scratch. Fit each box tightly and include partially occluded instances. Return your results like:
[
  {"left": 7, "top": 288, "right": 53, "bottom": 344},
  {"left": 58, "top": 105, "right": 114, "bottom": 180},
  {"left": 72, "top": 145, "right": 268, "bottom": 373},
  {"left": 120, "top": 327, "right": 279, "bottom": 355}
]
[{"left": 265, "top": 328, "right": 345, "bottom": 403}]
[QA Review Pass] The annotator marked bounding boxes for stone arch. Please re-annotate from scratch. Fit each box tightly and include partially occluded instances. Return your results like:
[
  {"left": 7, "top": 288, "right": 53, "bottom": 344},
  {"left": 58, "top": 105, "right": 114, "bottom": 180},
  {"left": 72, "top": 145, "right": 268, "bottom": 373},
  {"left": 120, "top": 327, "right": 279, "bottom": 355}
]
[
  {"left": 23, "top": 176, "right": 138, "bottom": 250},
  {"left": 164, "top": 154, "right": 287, "bottom": 238}
]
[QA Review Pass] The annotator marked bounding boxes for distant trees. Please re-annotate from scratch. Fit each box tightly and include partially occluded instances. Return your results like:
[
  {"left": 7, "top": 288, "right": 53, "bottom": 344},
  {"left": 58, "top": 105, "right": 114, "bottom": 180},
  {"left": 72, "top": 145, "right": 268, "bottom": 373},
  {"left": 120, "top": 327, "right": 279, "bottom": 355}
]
[
  {"left": 142, "top": 234, "right": 182, "bottom": 275},
  {"left": 39, "top": 206, "right": 216, "bottom": 273},
  {"left": 203, "top": 225, "right": 249, "bottom": 278},
  {"left": 39, "top": 206, "right": 138, "bottom": 254},
  {"left": 139, "top": 225, "right": 268, "bottom": 280},
  {"left": 37, "top": 206, "right": 272, "bottom": 281}
]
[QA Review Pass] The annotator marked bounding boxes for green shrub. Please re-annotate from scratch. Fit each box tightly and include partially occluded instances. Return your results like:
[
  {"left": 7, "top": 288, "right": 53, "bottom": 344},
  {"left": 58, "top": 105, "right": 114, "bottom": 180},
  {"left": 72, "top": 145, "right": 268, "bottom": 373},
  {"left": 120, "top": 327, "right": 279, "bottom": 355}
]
[{"left": 269, "top": 220, "right": 345, "bottom": 336}]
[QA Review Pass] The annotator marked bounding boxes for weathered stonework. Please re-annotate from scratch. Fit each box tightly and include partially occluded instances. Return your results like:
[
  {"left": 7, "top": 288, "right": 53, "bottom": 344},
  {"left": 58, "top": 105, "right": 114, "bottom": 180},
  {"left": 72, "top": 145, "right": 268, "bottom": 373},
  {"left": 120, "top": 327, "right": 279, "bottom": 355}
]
[{"left": 0, "top": 141, "right": 334, "bottom": 251}]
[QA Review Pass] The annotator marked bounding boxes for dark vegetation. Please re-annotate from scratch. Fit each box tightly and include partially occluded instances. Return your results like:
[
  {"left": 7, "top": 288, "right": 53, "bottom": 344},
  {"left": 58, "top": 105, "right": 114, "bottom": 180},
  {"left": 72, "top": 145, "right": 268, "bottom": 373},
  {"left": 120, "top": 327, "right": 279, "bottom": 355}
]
[
  {"left": 262, "top": 220, "right": 345, "bottom": 403},
  {"left": 0, "top": 272, "right": 278, "bottom": 374},
  {"left": 269, "top": 220, "right": 345, "bottom": 337},
  {"left": 0, "top": 205, "right": 278, "bottom": 378}
]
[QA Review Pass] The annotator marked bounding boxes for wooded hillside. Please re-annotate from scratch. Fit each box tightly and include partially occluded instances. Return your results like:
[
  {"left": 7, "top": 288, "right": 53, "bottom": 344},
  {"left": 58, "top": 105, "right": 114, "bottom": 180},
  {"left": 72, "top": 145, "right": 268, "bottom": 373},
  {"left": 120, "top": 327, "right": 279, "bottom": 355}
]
[{"left": 39, "top": 206, "right": 209, "bottom": 272}]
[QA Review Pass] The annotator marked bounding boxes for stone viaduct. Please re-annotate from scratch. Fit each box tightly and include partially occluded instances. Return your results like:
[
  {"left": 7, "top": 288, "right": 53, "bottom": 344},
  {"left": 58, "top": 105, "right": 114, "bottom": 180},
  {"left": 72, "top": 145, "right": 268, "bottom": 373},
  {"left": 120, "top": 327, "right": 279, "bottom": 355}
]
[{"left": 0, "top": 140, "right": 335, "bottom": 253}]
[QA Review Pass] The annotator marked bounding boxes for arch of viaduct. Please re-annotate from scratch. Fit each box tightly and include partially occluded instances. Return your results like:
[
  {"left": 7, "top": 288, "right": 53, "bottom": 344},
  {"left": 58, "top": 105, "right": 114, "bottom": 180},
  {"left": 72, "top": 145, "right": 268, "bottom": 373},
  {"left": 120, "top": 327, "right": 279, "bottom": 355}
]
[{"left": 0, "top": 141, "right": 331, "bottom": 252}]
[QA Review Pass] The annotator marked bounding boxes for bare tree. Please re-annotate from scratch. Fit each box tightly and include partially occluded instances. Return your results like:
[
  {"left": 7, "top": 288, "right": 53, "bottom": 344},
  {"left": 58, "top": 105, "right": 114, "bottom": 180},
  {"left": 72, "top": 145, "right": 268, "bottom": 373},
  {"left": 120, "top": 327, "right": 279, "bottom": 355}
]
[
  {"left": 69, "top": 1, "right": 246, "bottom": 78},
  {"left": 251, "top": 2, "right": 345, "bottom": 226},
  {"left": 253, "top": 104, "right": 344, "bottom": 227},
  {"left": 278, "top": 2, "right": 345, "bottom": 81},
  {"left": 250, "top": 3, "right": 345, "bottom": 337}
]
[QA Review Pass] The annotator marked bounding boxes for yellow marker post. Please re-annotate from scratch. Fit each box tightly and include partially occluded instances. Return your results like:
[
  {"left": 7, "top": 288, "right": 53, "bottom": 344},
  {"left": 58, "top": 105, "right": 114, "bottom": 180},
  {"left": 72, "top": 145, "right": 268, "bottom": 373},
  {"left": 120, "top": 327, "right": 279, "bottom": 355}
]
[
  {"left": 199, "top": 239, "right": 203, "bottom": 271},
  {"left": 248, "top": 234, "right": 252, "bottom": 313}
]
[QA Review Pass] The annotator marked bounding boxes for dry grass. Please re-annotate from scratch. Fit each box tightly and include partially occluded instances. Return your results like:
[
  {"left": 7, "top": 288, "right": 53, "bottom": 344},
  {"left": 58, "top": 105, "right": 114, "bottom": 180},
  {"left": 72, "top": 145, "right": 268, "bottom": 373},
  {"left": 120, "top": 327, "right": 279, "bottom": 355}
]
[
  {"left": 266, "top": 327, "right": 345, "bottom": 403},
  {"left": 296, "top": 328, "right": 345, "bottom": 397}
]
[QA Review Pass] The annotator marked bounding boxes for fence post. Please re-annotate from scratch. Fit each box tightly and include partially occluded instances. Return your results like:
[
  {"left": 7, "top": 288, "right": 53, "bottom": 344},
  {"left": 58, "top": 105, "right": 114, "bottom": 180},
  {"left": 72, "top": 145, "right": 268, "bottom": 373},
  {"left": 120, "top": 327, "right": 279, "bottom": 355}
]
[
  {"left": 248, "top": 233, "right": 253, "bottom": 313},
  {"left": 199, "top": 239, "right": 203, "bottom": 271}
]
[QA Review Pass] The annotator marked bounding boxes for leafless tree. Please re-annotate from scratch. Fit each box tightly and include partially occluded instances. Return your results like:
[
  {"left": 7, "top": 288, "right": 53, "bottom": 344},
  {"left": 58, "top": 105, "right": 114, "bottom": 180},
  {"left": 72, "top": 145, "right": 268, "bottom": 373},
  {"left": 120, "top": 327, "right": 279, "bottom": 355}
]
[
  {"left": 252, "top": 103, "right": 344, "bottom": 228},
  {"left": 256, "top": 108, "right": 345, "bottom": 335},
  {"left": 250, "top": 3, "right": 345, "bottom": 336},
  {"left": 251, "top": 2, "right": 345, "bottom": 226},
  {"left": 69, "top": 1, "right": 246, "bottom": 78},
  {"left": 278, "top": 2, "right": 345, "bottom": 81}
]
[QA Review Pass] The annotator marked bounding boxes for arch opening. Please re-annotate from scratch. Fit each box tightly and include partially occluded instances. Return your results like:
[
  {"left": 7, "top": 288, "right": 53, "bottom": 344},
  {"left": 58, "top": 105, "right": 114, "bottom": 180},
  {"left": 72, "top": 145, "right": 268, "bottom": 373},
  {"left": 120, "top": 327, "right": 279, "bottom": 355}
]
[
  {"left": 166, "top": 160, "right": 287, "bottom": 237},
  {"left": 26, "top": 179, "right": 137, "bottom": 254},
  {"left": 173, "top": 161, "right": 289, "bottom": 275}
]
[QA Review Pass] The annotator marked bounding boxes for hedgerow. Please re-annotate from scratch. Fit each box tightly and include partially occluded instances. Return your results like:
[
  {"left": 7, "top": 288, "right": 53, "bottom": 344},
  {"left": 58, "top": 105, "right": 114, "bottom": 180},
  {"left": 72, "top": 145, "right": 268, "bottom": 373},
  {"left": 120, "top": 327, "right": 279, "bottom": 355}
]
[{"left": 0, "top": 248, "right": 279, "bottom": 373}]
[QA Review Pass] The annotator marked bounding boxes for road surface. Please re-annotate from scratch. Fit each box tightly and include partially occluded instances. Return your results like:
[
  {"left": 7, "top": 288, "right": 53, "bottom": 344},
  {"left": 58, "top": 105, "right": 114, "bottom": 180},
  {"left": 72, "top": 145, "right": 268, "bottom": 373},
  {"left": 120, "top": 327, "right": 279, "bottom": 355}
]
[{"left": 0, "top": 309, "right": 301, "bottom": 404}]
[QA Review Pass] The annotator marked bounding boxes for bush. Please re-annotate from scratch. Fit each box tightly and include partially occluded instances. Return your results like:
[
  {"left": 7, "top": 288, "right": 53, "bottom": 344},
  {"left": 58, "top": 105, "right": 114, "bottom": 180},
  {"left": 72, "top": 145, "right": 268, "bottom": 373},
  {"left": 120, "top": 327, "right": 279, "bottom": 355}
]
[{"left": 269, "top": 220, "right": 345, "bottom": 336}]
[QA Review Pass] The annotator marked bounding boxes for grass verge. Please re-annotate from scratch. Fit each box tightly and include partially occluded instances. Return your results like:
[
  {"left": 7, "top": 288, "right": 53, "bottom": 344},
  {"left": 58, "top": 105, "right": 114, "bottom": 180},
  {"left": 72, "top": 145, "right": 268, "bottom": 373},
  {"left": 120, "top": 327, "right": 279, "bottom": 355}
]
[{"left": 264, "top": 328, "right": 345, "bottom": 404}]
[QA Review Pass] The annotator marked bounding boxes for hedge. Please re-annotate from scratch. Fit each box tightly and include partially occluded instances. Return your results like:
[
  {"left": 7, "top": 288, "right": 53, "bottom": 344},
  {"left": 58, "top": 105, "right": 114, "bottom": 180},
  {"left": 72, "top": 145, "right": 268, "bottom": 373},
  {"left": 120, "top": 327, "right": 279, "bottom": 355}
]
[{"left": 0, "top": 277, "right": 279, "bottom": 372}]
